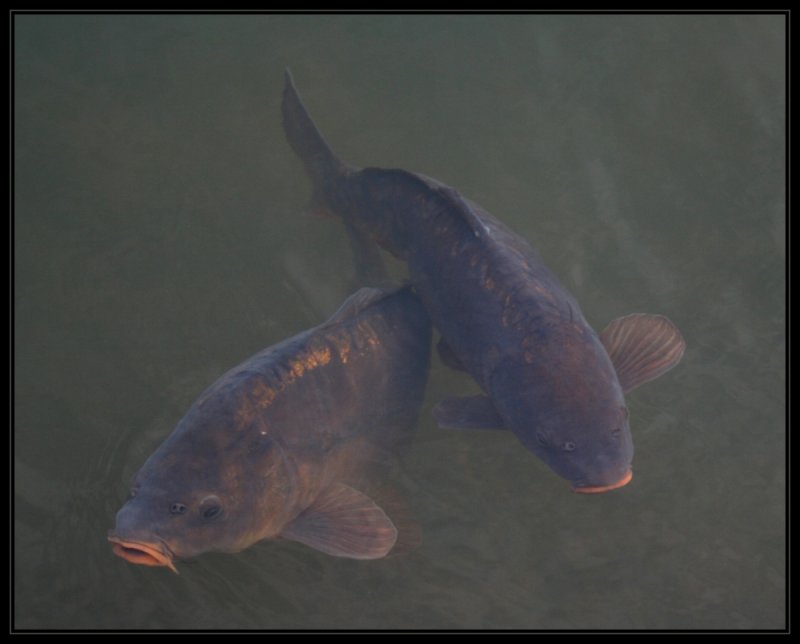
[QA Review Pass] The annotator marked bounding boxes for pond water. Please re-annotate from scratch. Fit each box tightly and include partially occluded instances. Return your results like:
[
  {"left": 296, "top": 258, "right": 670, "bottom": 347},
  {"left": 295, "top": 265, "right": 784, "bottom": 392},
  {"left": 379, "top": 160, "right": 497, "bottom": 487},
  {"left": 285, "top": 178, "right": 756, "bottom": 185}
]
[{"left": 14, "top": 14, "right": 785, "bottom": 630}]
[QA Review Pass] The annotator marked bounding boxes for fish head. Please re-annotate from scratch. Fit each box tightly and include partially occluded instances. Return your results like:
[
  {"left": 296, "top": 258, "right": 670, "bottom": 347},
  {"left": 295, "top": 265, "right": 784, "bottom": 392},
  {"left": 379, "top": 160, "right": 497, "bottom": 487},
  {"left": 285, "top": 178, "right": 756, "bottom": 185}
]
[
  {"left": 109, "top": 388, "right": 296, "bottom": 571},
  {"left": 542, "top": 399, "right": 634, "bottom": 495},
  {"left": 491, "top": 334, "right": 634, "bottom": 493}
]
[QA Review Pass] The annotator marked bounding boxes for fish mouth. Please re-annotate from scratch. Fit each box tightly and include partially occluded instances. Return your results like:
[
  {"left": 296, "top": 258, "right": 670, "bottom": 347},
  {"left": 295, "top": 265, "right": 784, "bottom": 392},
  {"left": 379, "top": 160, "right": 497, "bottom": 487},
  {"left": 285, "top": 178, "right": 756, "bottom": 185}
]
[
  {"left": 571, "top": 469, "right": 633, "bottom": 494},
  {"left": 107, "top": 533, "right": 179, "bottom": 574}
]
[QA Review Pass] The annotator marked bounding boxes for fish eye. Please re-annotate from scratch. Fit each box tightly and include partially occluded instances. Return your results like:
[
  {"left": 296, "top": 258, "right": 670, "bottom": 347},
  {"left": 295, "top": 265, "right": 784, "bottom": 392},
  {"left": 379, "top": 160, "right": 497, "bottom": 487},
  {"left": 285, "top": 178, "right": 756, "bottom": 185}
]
[
  {"left": 127, "top": 487, "right": 138, "bottom": 500},
  {"left": 170, "top": 502, "right": 188, "bottom": 515},
  {"left": 200, "top": 496, "right": 223, "bottom": 521},
  {"left": 562, "top": 440, "right": 576, "bottom": 452},
  {"left": 203, "top": 505, "right": 222, "bottom": 520}
]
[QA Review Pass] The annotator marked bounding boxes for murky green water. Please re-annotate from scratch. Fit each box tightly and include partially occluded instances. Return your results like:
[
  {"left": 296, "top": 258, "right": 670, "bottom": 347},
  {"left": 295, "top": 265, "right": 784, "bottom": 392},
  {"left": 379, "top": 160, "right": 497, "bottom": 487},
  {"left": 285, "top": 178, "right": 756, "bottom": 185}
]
[{"left": 14, "top": 14, "right": 785, "bottom": 630}]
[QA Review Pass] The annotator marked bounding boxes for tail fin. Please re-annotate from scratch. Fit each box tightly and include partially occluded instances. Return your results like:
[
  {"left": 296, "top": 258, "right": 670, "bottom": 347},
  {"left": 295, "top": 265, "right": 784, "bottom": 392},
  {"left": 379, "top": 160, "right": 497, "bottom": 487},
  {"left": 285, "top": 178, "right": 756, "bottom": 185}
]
[
  {"left": 282, "top": 70, "right": 389, "bottom": 289},
  {"left": 282, "top": 69, "right": 348, "bottom": 190}
]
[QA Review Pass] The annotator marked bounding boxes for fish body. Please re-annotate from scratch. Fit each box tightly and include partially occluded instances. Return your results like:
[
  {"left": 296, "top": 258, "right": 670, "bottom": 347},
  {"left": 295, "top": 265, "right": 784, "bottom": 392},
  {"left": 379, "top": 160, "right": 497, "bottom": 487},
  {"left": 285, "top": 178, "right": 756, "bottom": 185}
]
[
  {"left": 282, "top": 71, "right": 684, "bottom": 493},
  {"left": 109, "top": 286, "right": 431, "bottom": 570}
]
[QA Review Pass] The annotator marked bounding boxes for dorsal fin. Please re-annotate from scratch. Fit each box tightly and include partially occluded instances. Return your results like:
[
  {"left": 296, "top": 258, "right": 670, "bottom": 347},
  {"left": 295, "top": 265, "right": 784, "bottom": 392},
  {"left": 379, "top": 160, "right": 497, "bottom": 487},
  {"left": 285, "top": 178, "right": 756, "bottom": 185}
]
[
  {"left": 435, "top": 185, "right": 494, "bottom": 239},
  {"left": 408, "top": 171, "right": 494, "bottom": 237},
  {"left": 321, "top": 286, "right": 401, "bottom": 327}
]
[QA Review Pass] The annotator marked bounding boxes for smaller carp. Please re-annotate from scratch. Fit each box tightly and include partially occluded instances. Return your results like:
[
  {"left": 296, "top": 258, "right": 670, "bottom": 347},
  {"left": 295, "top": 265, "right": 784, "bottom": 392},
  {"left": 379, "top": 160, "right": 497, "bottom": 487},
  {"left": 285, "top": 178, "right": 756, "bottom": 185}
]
[
  {"left": 281, "top": 70, "right": 686, "bottom": 493},
  {"left": 109, "top": 286, "right": 431, "bottom": 571}
]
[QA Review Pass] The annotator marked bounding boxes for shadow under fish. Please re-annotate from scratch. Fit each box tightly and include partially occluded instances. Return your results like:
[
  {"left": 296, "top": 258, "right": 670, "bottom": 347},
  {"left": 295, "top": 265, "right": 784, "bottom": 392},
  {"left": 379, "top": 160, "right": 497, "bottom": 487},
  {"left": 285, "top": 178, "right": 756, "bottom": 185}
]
[
  {"left": 282, "top": 70, "right": 685, "bottom": 494},
  {"left": 109, "top": 286, "right": 431, "bottom": 571}
]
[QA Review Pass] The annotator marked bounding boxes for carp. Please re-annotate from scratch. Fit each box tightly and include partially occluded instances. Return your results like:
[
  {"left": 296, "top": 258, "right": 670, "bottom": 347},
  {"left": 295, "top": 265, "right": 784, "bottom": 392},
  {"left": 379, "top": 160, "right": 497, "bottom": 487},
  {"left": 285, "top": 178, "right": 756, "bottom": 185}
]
[
  {"left": 282, "top": 71, "right": 685, "bottom": 493},
  {"left": 109, "top": 286, "right": 431, "bottom": 570}
]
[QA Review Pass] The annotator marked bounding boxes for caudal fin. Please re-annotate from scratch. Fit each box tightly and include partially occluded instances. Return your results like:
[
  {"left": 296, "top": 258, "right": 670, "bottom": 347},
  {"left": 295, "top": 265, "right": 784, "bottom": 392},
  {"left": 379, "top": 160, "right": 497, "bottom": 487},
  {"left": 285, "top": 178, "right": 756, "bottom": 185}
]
[
  {"left": 282, "top": 69, "right": 348, "bottom": 189},
  {"left": 282, "top": 70, "right": 389, "bottom": 288}
]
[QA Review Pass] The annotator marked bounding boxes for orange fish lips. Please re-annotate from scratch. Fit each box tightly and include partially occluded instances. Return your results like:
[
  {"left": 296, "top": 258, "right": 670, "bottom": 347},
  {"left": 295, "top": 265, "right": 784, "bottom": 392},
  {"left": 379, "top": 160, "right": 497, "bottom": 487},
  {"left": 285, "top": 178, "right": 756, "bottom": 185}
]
[
  {"left": 108, "top": 534, "right": 179, "bottom": 574},
  {"left": 571, "top": 469, "right": 633, "bottom": 494}
]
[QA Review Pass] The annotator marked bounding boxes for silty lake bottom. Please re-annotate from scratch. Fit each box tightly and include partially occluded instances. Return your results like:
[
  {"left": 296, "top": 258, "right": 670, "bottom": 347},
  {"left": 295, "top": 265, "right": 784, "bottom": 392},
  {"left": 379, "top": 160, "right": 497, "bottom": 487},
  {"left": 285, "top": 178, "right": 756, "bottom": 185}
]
[{"left": 14, "top": 14, "right": 785, "bottom": 629}]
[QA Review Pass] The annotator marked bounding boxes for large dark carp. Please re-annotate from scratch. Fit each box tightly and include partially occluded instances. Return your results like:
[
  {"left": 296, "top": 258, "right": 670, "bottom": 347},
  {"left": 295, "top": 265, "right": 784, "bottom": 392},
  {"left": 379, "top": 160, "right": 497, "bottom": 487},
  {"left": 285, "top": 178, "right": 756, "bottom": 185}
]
[
  {"left": 282, "top": 71, "right": 685, "bottom": 494},
  {"left": 109, "top": 286, "right": 431, "bottom": 571}
]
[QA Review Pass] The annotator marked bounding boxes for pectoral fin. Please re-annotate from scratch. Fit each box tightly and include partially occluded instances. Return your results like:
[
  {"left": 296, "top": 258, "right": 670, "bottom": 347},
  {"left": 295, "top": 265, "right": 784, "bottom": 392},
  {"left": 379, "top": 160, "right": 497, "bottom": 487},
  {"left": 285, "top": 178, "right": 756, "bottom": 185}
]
[
  {"left": 433, "top": 394, "right": 507, "bottom": 430},
  {"left": 281, "top": 483, "right": 397, "bottom": 559},
  {"left": 600, "top": 314, "right": 686, "bottom": 393}
]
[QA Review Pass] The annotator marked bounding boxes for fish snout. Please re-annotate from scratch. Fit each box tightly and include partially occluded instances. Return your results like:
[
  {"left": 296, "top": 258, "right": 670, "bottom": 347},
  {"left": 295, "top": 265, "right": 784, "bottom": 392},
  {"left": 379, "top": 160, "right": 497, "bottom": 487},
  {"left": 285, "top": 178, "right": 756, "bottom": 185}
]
[
  {"left": 571, "top": 468, "right": 633, "bottom": 494},
  {"left": 107, "top": 530, "right": 179, "bottom": 573}
]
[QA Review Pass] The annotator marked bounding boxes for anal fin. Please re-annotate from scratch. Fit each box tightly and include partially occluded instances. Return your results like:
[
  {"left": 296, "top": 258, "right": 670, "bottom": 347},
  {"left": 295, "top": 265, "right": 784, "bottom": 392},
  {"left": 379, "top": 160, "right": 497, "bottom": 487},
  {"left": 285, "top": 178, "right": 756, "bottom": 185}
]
[{"left": 436, "top": 337, "right": 466, "bottom": 371}]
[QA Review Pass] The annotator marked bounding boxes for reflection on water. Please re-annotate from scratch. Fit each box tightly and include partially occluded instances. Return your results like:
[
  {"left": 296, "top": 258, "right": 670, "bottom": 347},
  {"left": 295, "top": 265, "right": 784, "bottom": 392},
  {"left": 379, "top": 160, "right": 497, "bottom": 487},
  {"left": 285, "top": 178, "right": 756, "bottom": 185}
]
[{"left": 15, "top": 14, "right": 785, "bottom": 629}]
